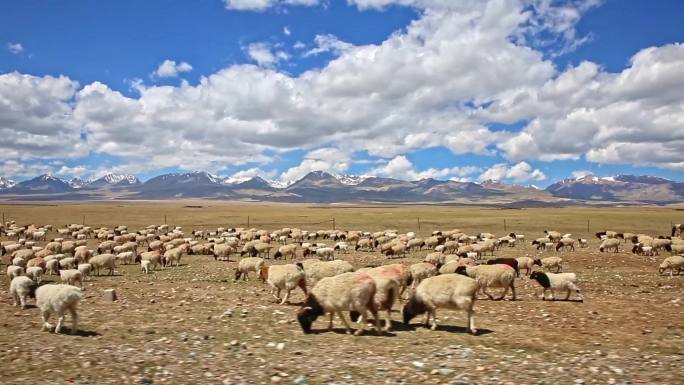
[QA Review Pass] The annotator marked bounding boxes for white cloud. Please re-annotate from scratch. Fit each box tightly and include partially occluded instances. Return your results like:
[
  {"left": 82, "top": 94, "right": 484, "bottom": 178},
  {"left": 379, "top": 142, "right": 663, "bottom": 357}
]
[
  {"left": 1, "top": 0, "right": 682, "bottom": 180},
  {"left": 7, "top": 42, "right": 24, "bottom": 54},
  {"left": 283, "top": 26, "right": 291, "bottom": 36},
  {"left": 153, "top": 60, "right": 193, "bottom": 78},
  {"left": 223, "top": 0, "right": 318, "bottom": 11},
  {"left": 371, "top": 155, "right": 481, "bottom": 180},
  {"left": 279, "top": 148, "right": 351, "bottom": 182},
  {"left": 246, "top": 43, "right": 289, "bottom": 67},
  {"left": 478, "top": 162, "right": 546, "bottom": 182},
  {"left": 571, "top": 170, "right": 592, "bottom": 179},
  {"left": 304, "top": 34, "right": 353, "bottom": 57}
]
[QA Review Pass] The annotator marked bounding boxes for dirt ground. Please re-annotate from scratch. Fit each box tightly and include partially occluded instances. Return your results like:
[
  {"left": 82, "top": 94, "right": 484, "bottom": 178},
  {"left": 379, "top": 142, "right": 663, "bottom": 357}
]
[{"left": 0, "top": 202, "right": 683, "bottom": 385}]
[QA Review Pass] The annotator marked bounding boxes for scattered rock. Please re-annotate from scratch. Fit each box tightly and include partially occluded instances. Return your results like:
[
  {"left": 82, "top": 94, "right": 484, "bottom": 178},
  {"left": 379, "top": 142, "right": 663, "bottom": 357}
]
[{"left": 103, "top": 289, "right": 117, "bottom": 301}]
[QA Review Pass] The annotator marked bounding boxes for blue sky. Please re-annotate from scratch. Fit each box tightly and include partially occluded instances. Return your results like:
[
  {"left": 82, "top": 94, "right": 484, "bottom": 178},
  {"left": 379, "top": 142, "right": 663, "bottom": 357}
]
[{"left": 0, "top": 0, "right": 683, "bottom": 186}]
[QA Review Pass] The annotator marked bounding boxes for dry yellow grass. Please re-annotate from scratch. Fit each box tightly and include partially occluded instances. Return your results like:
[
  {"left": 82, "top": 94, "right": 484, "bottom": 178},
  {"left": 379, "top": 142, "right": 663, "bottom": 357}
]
[{"left": 1, "top": 202, "right": 683, "bottom": 385}]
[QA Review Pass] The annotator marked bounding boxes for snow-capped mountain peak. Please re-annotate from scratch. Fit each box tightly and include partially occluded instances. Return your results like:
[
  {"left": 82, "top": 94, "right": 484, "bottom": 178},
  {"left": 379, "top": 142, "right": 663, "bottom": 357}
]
[{"left": 0, "top": 177, "right": 16, "bottom": 189}]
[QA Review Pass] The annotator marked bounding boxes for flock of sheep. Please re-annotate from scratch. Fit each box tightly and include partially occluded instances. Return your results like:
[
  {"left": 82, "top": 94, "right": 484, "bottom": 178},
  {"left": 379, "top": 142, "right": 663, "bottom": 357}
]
[{"left": 2, "top": 221, "right": 683, "bottom": 336}]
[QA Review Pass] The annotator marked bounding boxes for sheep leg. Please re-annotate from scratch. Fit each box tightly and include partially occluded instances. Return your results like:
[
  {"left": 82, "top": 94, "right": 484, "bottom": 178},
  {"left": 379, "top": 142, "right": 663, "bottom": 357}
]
[
  {"left": 337, "top": 312, "right": 354, "bottom": 335},
  {"left": 279, "top": 290, "right": 291, "bottom": 305},
  {"left": 482, "top": 287, "right": 495, "bottom": 300},
  {"left": 40, "top": 310, "right": 53, "bottom": 331},
  {"left": 495, "top": 287, "right": 508, "bottom": 301},
  {"left": 12, "top": 291, "right": 20, "bottom": 307},
  {"left": 429, "top": 309, "right": 438, "bottom": 331},
  {"left": 423, "top": 311, "right": 430, "bottom": 327},
  {"left": 467, "top": 309, "right": 477, "bottom": 335},
  {"left": 353, "top": 310, "right": 367, "bottom": 336},
  {"left": 328, "top": 312, "right": 334, "bottom": 330},
  {"left": 19, "top": 294, "right": 27, "bottom": 309},
  {"left": 510, "top": 283, "right": 516, "bottom": 301},
  {"left": 384, "top": 309, "right": 392, "bottom": 332},
  {"left": 69, "top": 305, "right": 78, "bottom": 334},
  {"left": 55, "top": 311, "right": 65, "bottom": 334}
]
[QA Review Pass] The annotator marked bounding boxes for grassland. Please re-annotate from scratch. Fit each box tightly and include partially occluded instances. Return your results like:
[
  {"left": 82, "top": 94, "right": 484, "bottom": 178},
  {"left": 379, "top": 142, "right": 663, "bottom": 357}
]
[{"left": 1, "top": 202, "right": 683, "bottom": 385}]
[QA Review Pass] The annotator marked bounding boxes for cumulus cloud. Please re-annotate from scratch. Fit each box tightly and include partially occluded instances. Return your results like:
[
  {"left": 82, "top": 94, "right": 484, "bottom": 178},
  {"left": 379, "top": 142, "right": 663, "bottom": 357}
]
[
  {"left": 1, "top": 0, "right": 681, "bottom": 180},
  {"left": 245, "top": 43, "right": 289, "bottom": 67},
  {"left": 371, "top": 155, "right": 481, "bottom": 181},
  {"left": 7, "top": 42, "right": 24, "bottom": 54},
  {"left": 571, "top": 170, "right": 593, "bottom": 179},
  {"left": 153, "top": 60, "right": 193, "bottom": 78},
  {"left": 478, "top": 162, "right": 546, "bottom": 182},
  {"left": 304, "top": 34, "right": 353, "bottom": 57},
  {"left": 279, "top": 148, "right": 352, "bottom": 182}
]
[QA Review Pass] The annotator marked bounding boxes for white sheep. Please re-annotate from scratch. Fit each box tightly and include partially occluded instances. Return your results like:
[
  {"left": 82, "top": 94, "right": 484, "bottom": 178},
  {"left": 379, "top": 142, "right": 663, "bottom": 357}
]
[
  {"left": 26, "top": 266, "right": 44, "bottom": 283},
  {"left": 529, "top": 271, "right": 583, "bottom": 301},
  {"left": 658, "top": 255, "right": 684, "bottom": 277},
  {"left": 234, "top": 257, "right": 265, "bottom": 281},
  {"left": 599, "top": 238, "right": 620, "bottom": 253},
  {"left": 60, "top": 269, "right": 83, "bottom": 288},
  {"left": 36, "top": 284, "right": 82, "bottom": 334},
  {"left": 296, "top": 271, "right": 380, "bottom": 335},
  {"left": 7, "top": 265, "right": 24, "bottom": 279},
  {"left": 77, "top": 264, "right": 92, "bottom": 281},
  {"left": 534, "top": 256, "right": 563, "bottom": 273},
  {"left": 46, "top": 259, "right": 60, "bottom": 275},
  {"left": 259, "top": 263, "right": 307, "bottom": 304},
  {"left": 141, "top": 260, "right": 151, "bottom": 274},
  {"left": 456, "top": 264, "right": 516, "bottom": 301},
  {"left": 515, "top": 256, "right": 535, "bottom": 276},
  {"left": 304, "top": 259, "right": 354, "bottom": 286},
  {"left": 89, "top": 253, "right": 116, "bottom": 276},
  {"left": 315, "top": 247, "right": 335, "bottom": 261},
  {"left": 9, "top": 276, "right": 37, "bottom": 308},
  {"left": 402, "top": 274, "right": 478, "bottom": 334},
  {"left": 409, "top": 262, "right": 438, "bottom": 289}
]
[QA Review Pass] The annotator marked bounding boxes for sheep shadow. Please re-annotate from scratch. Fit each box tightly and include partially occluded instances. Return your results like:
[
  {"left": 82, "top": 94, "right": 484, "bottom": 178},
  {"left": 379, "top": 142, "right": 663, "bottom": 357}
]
[
  {"left": 307, "top": 327, "right": 399, "bottom": 337},
  {"left": 542, "top": 298, "right": 584, "bottom": 303},
  {"left": 51, "top": 328, "right": 101, "bottom": 337},
  {"left": 404, "top": 323, "right": 494, "bottom": 336}
]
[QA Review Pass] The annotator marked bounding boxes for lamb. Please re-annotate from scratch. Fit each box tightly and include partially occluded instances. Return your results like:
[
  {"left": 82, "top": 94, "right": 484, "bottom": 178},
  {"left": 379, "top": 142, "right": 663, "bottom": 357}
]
[
  {"left": 259, "top": 263, "right": 307, "bottom": 304},
  {"left": 555, "top": 237, "right": 576, "bottom": 252},
  {"left": 409, "top": 262, "right": 438, "bottom": 289},
  {"left": 515, "top": 256, "right": 535, "bottom": 276},
  {"left": 163, "top": 246, "right": 186, "bottom": 268},
  {"left": 658, "top": 255, "right": 684, "bottom": 277},
  {"left": 533, "top": 256, "right": 563, "bottom": 273},
  {"left": 46, "top": 259, "right": 59, "bottom": 275},
  {"left": 10, "top": 276, "right": 37, "bottom": 308},
  {"left": 578, "top": 238, "right": 588, "bottom": 248},
  {"left": 35, "top": 284, "right": 82, "bottom": 334},
  {"left": 529, "top": 271, "right": 583, "bottom": 301},
  {"left": 89, "top": 253, "right": 116, "bottom": 276},
  {"left": 402, "top": 274, "right": 478, "bottom": 334},
  {"left": 77, "top": 264, "right": 92, "bottom": 281},
  {"left": 234, "top": 257, "right": 265, "bottom": 281},
  {"left": 599, "top": 238, "right": 620, "bottom": 253},
  {"left": 455, "top": 264, "right": 516, "bottom": 301},
  {"left": 315, "top": 247, "right": 335, "bottom": 261},
  {"left": 60, "top": 269, "right": 83, "bottom": 288},
  {"left": 213, "top": 243, "right": 236, "bottom": 261},
  {"left": 273, "top": 244, "right": 298, "bottom": 260},
  {"left": 116, "top": 251, "right": 136, "bottom": 265},
  {"left": 26, "top": 266, "right": 44, "bottom": 283},
  {"left": 486, "top": 258, "right": 519, "bottom": 276},
  {"left": 296, "top": 272, "right": 380, "bottom": 335},
  {"left": 7, "top": 265, "right": 24, "bottom": 279},
  {"left": 304, "top": 260, "right": 355, "bottom": 286}
]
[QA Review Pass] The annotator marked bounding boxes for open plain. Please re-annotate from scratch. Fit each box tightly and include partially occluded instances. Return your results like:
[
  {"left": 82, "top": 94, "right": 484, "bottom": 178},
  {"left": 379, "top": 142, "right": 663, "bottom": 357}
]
[{"left": 1, "top": 202, "right": 683, "bottom": 385}]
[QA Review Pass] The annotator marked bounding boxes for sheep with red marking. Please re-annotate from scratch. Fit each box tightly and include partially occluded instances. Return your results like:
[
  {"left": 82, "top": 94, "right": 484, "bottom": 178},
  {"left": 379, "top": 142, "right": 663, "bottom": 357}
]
[
  {"left": 486, "top": 257, "right": 519, "bottom": 276},
  {"left": 402, "top": 274, "right": 479, "bottom": 334},
  {"left": 296, "top": 271, "right": 380, "bottom": 335}
]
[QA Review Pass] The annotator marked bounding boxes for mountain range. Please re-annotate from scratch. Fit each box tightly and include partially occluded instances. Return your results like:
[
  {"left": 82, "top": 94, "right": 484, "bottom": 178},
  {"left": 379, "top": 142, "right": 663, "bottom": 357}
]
[{"left": 0, "top": 171, "right": 682, "bottom": 205}]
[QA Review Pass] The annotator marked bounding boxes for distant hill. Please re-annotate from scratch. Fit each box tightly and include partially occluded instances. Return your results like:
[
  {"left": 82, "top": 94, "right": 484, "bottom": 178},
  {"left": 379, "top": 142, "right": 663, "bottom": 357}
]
[{"left": 0, "top": 171, "right": 681, "bottom": 205}]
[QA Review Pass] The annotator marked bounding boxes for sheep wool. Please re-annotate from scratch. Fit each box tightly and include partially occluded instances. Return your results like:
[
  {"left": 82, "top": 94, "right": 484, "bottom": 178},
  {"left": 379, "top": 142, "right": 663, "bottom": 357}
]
[
  {"left": 259, "top": 263, "right": 307, "bottom": 305},
  {"left": 297, "top": 272, "right": 380, "bottom": 336},
  {"left": 658, "top": 255, "right": 684, "bottom": 277},
  {"left": 402, "top": 274, "right": 478, "bottom": 334},
  {"left": 457, "top": 264, "right": 517, "bottom": 301},
  {"left": 234, "top": 257, "right": 265, "bottom": 281},
  {"left": 529, "top": 271, "right": 583, "bottom": 301},
  {"left": 36, "top": 284, "right": 82, "bottom": 334},
  {"left": 10, "top": 276, "right": 36, "bottom": 308}
]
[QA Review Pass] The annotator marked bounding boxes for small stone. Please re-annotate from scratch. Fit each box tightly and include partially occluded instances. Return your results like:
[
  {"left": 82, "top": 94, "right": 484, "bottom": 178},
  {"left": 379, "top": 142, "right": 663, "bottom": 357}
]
[
  {"left": 574, "top": 379, "right": 584, "bottom": 384},
  {"left": 412, "top": 361, "right": 425, "bottom": 368},
  {"left": 103, "top": 289, "right": 117, "bottom": 301},
  {"left": 229, "top": 340, "right": 238, "bottom": 346},
  {"left": 270, "top": 376, "right": 281, "bottom": 383},
  {"left": 276, "top": 343, "right": 285, "bottom": 351},
  {"left": 293, "top": 375, "right": 307, "bottom": 385}
]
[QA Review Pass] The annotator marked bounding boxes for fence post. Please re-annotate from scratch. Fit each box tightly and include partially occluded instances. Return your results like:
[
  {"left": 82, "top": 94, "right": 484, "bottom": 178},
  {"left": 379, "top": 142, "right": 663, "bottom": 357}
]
[
  {"left": 164, "top": 215, "right": 167, "bottom": 225},
  {"left": 503, "top": 219, "right": 507, "bottom": 232},
  {"left": 417, "top": 217, "right": 421, "bottom": 231},
  {"left": 332, "top": 217, "right": 336, "bottom": 230},
  {"left": 587, "top": 219, "right": 590, "bottom": 233},
  {"left": 2, "top": 212, "right": 4, "bottom": 225},
  {"left": 247, "top": 216, "right": 250, "bottom": 228},
  {"left": 82, "top": 215, "right": 85, "bottom": 226}
]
